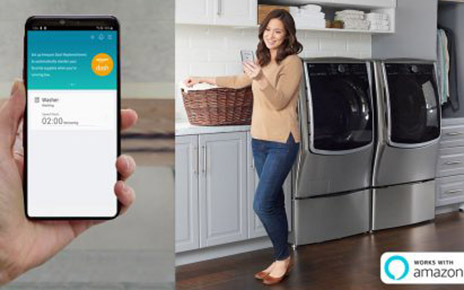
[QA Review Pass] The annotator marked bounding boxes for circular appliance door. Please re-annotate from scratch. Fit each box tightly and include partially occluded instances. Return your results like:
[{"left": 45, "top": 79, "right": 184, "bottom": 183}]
[
  {"left": 310, "top": 76, "right": 373, "bottom": 151},
  {"left": 386, "top": 71, "right": 440, "bottom": 144}
]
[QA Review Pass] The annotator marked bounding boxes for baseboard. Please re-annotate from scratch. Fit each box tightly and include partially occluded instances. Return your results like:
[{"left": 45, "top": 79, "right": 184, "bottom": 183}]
[
  {"left": 436, "top": 203, "right": 464, "bottom": 215},
  {"left": 176, "top": 237, "right": 272, "bottom": 266}
]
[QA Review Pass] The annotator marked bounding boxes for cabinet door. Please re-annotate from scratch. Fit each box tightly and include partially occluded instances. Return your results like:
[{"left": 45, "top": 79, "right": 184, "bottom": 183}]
[
  {"left": 176, "top": 0, "right": 213, "bottom": 25},
  {"left": 199, "top": 132, "right": 248, "bottom": 247},
  {"left": 213, "top": 0, "right": 257, "bottom": 26},
  {"left": 247, "top": 133, "right": 293, "bottom": 239},
  {"left": 437, "top": 175, "right": 464, "bottom": 207},
  {"left": 175, "top": 136, "right": 199, "bottom": 252}
]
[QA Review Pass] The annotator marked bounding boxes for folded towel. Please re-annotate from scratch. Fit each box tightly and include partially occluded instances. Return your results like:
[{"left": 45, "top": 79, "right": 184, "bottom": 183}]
[
  {"left": 368, "top": 19, "right": 389, "bottom": 26},
  {"left": 180, "top": 82, "right": 218, "bottom": 93},
  {"left": 369, "top": 25, "right": 390, "bottom": 31},
  {"left": 336, "top": 9, "right": 365, "bottom": 15},
  {"left": 335, "top": 14, "right": 365, "bottom": 21},
  {"left": 300, "top": 4, "right": 322, "bottom": 13},
  {"left": 343, "top": 19, "right": 369, "bottom": 30},
  {"left": 366, "top": 13, "right": 388, "bottom": 20}
]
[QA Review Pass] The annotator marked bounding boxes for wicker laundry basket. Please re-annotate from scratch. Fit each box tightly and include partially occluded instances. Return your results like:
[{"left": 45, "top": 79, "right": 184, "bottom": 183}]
[{"left": 182, "top": 87, "right": 253, "bottom": 126}]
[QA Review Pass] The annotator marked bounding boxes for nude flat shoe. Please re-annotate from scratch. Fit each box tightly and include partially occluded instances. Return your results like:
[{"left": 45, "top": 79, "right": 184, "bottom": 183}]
[
  {"left": 254, "top": 270, "right": 270, "bottom": 280},
  {"left": 262, "top": 260, "right": 293, "bottom": 286}
]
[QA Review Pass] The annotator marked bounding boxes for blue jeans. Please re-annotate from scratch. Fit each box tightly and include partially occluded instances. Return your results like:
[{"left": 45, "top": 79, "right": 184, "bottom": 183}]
[{"left": 252, "top": 134, "right": 299, "bottom": 260}]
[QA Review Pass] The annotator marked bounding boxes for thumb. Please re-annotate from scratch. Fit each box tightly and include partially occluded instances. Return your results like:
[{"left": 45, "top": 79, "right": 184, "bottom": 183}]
[{"left": 0, "top": 80, "right": 26, "bottom": 155}]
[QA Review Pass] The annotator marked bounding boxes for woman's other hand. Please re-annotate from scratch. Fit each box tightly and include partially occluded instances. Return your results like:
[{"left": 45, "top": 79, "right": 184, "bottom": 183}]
[
  {"left": 183, "top": 77, "right": 217, "bottom": 87},
  {"left": 184, "top": 77, "right": 200, "bottom": 87}
]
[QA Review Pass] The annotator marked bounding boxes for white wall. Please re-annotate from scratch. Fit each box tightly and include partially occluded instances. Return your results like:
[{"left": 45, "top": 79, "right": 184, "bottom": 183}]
[{"left": 175, "top": 25, "right": 372, "bottom": 122}]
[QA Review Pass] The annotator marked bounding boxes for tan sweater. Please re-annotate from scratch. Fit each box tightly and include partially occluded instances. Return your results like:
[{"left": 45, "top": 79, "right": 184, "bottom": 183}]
[{"left": 216, "top": 54, "right": 302, "bottom": 143}]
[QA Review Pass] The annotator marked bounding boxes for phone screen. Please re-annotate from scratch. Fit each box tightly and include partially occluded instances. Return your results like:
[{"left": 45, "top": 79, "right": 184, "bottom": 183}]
[
  {"left": 25, "top": 17, "right": 119, "bottom": 218},
  {"left": 240, "top": 50, "right": 255, "bottom": 63}
]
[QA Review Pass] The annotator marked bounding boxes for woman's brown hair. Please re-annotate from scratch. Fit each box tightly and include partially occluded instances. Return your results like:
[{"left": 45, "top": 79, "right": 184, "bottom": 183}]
[{"left": 256, "top": 9, "right": 303, "bottom": 67}]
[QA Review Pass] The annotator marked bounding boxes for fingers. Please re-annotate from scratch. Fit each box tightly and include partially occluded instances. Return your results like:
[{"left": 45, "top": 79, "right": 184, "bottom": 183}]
[
  {"left": 0, "top": 81, "right": 26, "bottom": 155},
  {"left": 114, "top": 180, "right": 135, "bottom": 215},
  {"left": 121, "top": 108, "right": 138, "bottom": 131},
  {"left": 116, "top": 154, "right": 136, "bottom": 181},
  {"left": 184, "top": 77, "right": 196, "bottom": 87}
]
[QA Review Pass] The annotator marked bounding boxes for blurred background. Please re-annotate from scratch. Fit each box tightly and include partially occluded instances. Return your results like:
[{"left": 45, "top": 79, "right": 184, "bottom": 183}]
[{"left": 0, "top": 0, "right": 175, "bottom": 289}]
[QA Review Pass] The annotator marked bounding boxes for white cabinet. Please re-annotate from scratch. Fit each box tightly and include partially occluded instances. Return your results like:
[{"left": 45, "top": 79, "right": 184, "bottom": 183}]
[
  {"left": 175, "top": 131, "right": 295, "bottom": 253},
  {"left": 213, "top": 0, "right": 257, "bottom": 26},
  {"left": 175, "top": 136, "right": 199, "bottom": 252},
  {"left": 436, "top": 119, "right": 464, "bottom": 207},
  {"left": 176, "top": 0, "right": 257, "bottom": 26},
  {"left": 176, "top": 0, "right": 213, "bottom": 25},
  {"left": 199, "top": 132, "right": 248, "bottom": 247}
]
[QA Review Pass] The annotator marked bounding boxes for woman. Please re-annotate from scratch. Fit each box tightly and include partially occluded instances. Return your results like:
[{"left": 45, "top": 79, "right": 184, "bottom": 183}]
[{"left": 185, "top": 9, "right": 303, "bottom": 286}]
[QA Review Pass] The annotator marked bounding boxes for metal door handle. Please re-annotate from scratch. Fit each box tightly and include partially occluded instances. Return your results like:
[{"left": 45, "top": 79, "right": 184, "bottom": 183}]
[
  {"left": 217, "top": 0, "right": 222, "bottom": 16},
  {"left": 193, "top": 146, "right": 198, "bottom": 175},
  {"left": 446, "top": 189, "right": 463, "bottom": 195},
  {"left": 446, "top": 132, "right": 464, "bottom": 136},
  {"left": 202, "top": 145, "right": 207, "bottom": 175},
  {"left": 445, "top": 160, "right": 462, "bottom": 166}
]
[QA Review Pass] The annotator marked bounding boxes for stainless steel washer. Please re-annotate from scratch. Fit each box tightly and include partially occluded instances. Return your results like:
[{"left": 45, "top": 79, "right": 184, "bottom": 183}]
[
  {"left": 371, "top": 60, "right": 441, "bottom": 231},
  {"left": 291, "top": 59, "right": 375, "bottom": 246}
]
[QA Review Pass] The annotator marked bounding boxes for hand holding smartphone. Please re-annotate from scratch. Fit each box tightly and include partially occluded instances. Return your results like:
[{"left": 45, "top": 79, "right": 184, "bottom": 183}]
[{"left": 24, "top": 16, "right": 120, "bottom": 219}]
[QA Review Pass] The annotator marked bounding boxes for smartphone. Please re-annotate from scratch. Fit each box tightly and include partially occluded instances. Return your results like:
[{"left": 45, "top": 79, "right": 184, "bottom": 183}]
[
  {"left": 24, "top": 16, "right": 120, "bottom": 219},
  {"left": 240, "top": 50, "right": 255, "bottom": 63}
]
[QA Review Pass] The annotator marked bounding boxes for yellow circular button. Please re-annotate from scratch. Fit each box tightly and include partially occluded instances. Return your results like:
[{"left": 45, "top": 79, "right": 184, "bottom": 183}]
[{"left": 91, "top": 53, "right": 113, "bottom": 76}]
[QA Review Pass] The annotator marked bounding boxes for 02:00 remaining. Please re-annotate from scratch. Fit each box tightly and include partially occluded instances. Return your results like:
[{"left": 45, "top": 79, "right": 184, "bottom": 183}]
[{"left": 41, "top": 117, "right": 63, "bottom": 125}]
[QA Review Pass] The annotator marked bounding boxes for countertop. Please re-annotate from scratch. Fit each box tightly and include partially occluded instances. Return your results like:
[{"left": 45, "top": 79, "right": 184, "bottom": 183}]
[{"left": 176, "top": 121, "right": 250, "bottom": 136}]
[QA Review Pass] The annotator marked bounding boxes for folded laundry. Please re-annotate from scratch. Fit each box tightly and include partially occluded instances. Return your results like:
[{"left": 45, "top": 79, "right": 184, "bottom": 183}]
[
  {"left": 368, "top": 19, "right": 389, "bottom": 26},
  {"left": 336, "top": 9, "right": 364, "bottom": 15},
  {"left": 290, "top": 6, "right": 325, "bottom": 19},
  {"left": 300, "top": 4, "right": 322, "bottom": 13},
  {"left": 335, "top": 14, "right": 365, "bottom": 20},
  {"left": 342, "top": 18, "right": 369, "bottom": 30},
  {"left": 369, "top": 25, "right": 390, "bottom": 31},
  {"left": 366, "top": 13, "right": 388, "bottom": 20}
]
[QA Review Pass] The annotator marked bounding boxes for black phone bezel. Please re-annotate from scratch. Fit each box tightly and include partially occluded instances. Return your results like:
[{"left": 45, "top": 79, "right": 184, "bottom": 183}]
[{"left": 23, "top": 15, "right": 121, "bottom": 220}]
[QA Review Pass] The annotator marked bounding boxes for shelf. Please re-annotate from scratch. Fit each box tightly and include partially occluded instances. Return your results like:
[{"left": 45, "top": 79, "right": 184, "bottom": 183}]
[
  {"left": 259, "top": 0, "right": 396, "bottom": 9},
  {"left": 439, "top": 0, "right": 464, "bottom": 3},
  {"left": 296, "top": 27, "right": 393, "bottom": 34}
]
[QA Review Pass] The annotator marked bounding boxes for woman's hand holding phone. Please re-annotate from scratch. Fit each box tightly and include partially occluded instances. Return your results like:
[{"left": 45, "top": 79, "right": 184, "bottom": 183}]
[
  {"left": 243, "top": 61, "right": 263, "bottom": 80},
  {"left": 0, "top": 81, "right": 138, "bottom": 285}
]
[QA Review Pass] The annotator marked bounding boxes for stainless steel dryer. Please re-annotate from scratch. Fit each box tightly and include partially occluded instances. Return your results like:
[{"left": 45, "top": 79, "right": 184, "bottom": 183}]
[
  {"left": 371, "top": 60, "right": 441, "bottom": 231},
  {"left": 291, "top": 59, "right": 375, "bottom": 246}
]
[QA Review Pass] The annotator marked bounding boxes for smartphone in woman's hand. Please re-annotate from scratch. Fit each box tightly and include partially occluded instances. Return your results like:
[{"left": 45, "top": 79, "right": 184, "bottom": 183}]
[{"left": 240, "top": 50, "right": 255, "bottom": 63}]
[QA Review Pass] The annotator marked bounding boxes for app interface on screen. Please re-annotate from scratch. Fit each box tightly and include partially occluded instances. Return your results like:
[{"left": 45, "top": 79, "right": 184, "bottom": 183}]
[{"left": 27, "top": 30, "right": 117, "bottom": 217}]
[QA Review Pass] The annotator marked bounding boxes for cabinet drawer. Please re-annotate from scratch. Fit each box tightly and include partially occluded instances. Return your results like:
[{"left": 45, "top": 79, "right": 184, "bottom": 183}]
[
  {"left": 437, "top": 176, "right": 464, "bottom": 207},
  {"left": 437, "top": 148, "right": 464, "bottom": 177},
  {"left": 440, "top": 126, "right": 464, "bottom": 148}
]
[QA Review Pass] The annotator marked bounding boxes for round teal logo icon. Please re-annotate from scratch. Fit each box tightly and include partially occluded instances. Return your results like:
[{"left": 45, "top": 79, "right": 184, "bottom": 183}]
[{"left": 385, "top": 255, "right": 409, "bottom": 280}]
